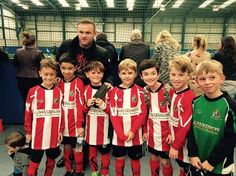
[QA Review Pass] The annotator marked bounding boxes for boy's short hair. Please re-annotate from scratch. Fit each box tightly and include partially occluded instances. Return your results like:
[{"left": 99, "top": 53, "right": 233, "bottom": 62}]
[
  {"left": 59, "top": 52, "right": 77, "bottom": 66},
  {"left": 85, "top": 61, "right": 105, "bottom": 73},
  {"left": 139, "top": 59, "right": 159, "bottom": 75},
  {"left": 195, "top": 60, "right": 224, "bottom": 76},
  {"left": 40, "top": 58, "right": 58, "bottom": 71},
  {"left": 118, "top": 58, "right": 137, "bottom": 72},
  {"left": 5, "top": 132, "right": 26, "bottom": 148},
  {"left": 169, "top": 55, "right": 193, "bottom": 74}
]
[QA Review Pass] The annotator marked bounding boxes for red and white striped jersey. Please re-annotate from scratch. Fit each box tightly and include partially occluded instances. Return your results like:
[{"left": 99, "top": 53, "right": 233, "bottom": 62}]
[
  {"left": 58, "top": 77, "right": 84, "bottom": 137},
  {"left": 169, "top": 87, "right": 195, "bottom": 162},
  {"left": 24, "top": 85, "right": 64, "bottom": 150},
  {"left": 147, "top": 83, "right": 171, "bottom": 152},
  {"left": 108, "top": 84, "right": 147, "bottom": 147},
  {"left": 84, "top": 84, "right": 110, "bottom": 145}
]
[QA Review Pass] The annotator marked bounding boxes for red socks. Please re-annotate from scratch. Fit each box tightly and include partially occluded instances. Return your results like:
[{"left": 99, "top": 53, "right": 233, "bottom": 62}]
[
  {"left": 101, "top": 153, "right": 110, "bottom": 175},
  {"left": 74, "top": 150, "right": 83, "bottom": 173},
  {"left": 27, "top": 161, "right": 40, "bottom": 176},
  {"left": 44, "top": 157, "right": 55, "bottom": 176},
  {"left": 115, "top": 158, "right": 125, "bottom": 176},
  {"left": 131, "top": 159, "right": 141, "bottom": 176},
  {"left": 89, "top": 146, "right": 98, "bottom": 172},
  {"left": 150, "top": 159, "right": 160, "bottom": 176},
  {"left": 162, "top": 163, "right": 173, "bottom": 176},
  {"left": 179, "top": 168, "right": 186, "bottom": 176},
  {"left": 64, "top": 148, "right": 72, "bottom": 172}
]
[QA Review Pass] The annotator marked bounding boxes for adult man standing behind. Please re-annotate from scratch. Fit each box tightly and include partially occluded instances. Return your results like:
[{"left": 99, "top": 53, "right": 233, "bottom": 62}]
[
  {"left": 120, "top": 29, "right": 150, "bottom": 87},
  {"left": 68, "top": 19, "right": 112, "bottom": 85}
]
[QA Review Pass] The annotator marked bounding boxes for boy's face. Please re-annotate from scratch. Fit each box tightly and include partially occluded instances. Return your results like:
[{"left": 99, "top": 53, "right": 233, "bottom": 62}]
[
  {"left": 85, "top": 69, "right": 104, "bottom": 86},
  {"left": 60, "top": 62, "right": 76, "bottom": 81},
  {"left": 39, "top": 67, "right": 56, "bottom": 88},
  {"left": 140, "top": 67, "right": 159, "bottom": 88},
  {"left": 169, "top": 67, "right": 190, "bottom": 92},
  {"left": 119, "top": 68, "right": 136, "bottom": 88},
  {"left": 196, "top": 71, "right": 224, "bottom": 98}
]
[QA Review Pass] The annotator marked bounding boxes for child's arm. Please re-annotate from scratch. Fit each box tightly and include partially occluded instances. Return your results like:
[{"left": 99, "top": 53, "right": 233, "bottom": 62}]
[
  {"left": 203, "top": 108, "right": 236, "bottom": 170},
  {"left": 171, "top": 95, "right": 194, "bottom": 151},
  {"left": 129, "top": 90, "right": 147, "bottom": 135},
  {"left": 24, "top": 89, "right": 34, "bottom": 143}
]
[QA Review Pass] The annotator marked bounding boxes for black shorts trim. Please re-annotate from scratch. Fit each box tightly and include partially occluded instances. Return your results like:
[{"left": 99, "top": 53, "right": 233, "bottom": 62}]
[
  {"left": 112, "top": 145, "right": 142, "bottom": 160},
  {"left": 148, "top": 146, "right": 170, "bottom": 159}
]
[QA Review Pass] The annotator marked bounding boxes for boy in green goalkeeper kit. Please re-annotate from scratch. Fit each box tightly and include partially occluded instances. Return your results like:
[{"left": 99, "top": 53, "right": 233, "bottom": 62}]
[{"left": 187, "top": 60, "right": 236, "bottom": 176}]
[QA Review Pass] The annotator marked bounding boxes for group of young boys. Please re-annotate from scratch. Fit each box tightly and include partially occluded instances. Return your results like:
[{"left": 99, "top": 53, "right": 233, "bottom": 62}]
[{"left": 5, "top": 52, "right": 236, "bottom": 176}]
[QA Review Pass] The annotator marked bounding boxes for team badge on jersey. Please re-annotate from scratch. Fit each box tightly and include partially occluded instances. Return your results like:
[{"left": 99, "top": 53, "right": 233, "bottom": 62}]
[
  {"left": 69, "top": 90, "right": 75, "bottom": 97},
  {"left": 211, "top": 109, "right": 221, "bottom": 120},
  {"left": 132, "top": 96, "right": 137, "bottom": 102},
  {"left": 54, "top": 97, "right": 59, "bottom": 104}
]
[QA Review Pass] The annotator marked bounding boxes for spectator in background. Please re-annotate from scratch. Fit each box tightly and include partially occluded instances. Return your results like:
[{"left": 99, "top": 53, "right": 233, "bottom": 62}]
[
  {"left": 0, "top": 47, "right": 9, "bottom": 62},
  {"left": 96, "top": 32, "right": 119, "bottom": 86},
  {"left": 212, "top": 36, "right": 236, "bottom": 100},
  {"left": 152, "top": 30, "right": 180, "bottom": 84},
  {"left": 120, "top": 29, "right": 150, "bottom": 87},
  {"left": 13, "top": 31, "right": 44, "bottom": 103},
  {"left": 186, "top": 35, "right": 211, "bottom": 96}
]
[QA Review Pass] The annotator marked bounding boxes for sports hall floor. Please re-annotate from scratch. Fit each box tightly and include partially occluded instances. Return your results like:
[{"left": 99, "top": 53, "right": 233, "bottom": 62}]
[{"left": 0, "top": 125, "right": 235, "bottom": 176}]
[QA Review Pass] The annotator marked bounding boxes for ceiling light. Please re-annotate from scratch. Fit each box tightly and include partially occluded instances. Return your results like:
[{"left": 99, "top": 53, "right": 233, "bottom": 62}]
[
  {"left": 10, "top": 0, "right": 20, "bottom": 3},
  {"left": 57, "top": 0, "right": 70, "bottom": 7},
  {"left": 127, "top": 0, "right": 135, "bottom": 11},
  {"left": 105, "top": 0, "right": 114, "bottom": 8},
  {"left": 199, "top": 0, "right": 214, "bottom": 8},
  {"left": 18, "top": 3, "right": 29, "bottom": 9},
  {"left": 78, "top": 0, "right": 89, "bottom": 7},
  {"left": 172, "top": 0, "right": 184, "bottom": 8},
  {"left": 160, "top": 5, "right": 165, "bottom": 11},
  {"left": 219, "top": 0, "right": 236, "bottom": 8},
  {"left": 152, "top": 0, "right": 164, "bottom": 8},
  {"left": 75, "top": 3, "right": 81, "bottom": 10},
  {"left": 213, "top": 5, "right": 219, "bottom": 11},
  {"left": 30, "top": 0, "right": 44, "bottom": 6}
]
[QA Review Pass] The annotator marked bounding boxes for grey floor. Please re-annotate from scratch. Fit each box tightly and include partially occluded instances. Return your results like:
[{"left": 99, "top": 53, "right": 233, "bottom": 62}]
[{"left": 0, "top": 125, "right": 235, "bottom": 176}]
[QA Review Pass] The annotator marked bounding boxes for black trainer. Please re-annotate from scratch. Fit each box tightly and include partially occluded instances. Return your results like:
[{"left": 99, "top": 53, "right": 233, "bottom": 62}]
[{"left": 57, "top": 157, "right": 65, "bottom": 168}]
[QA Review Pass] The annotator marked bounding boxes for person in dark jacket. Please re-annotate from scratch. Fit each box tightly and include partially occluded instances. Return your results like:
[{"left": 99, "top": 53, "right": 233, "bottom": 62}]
[
  {"left": 212, "top": 36, "right": 236, "bottom": 100},
  {"left": 96, "top": 32, "right": 119, "bottom": 86},
  {"left": 13, "top": 31, "right": 44, "bottom": 103},
  {"left": 120, "top": 29, "right": 150, "bottom": 87}
]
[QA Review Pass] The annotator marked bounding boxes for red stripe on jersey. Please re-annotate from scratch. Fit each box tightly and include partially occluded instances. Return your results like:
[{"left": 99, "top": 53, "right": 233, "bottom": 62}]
[
  {"left": 34, "top": 118, "right": 44, "bottom": 149},
  {"left": 50, "top": 117, "right": 59, "bottom": 147},
  {"left": 96, "top": 116, "right": 105, "bottom": 144}
]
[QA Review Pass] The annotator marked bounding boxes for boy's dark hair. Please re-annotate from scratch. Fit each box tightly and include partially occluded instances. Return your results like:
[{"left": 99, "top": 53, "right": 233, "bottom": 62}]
[
  {"left": 85, "top": 61, "right": 105, "bottom": 73},
  {"left": 5, "top": 132, "right": 26, "bottom": 148},
  {"left": 59, "top": 52, "right": 77, "bottom": 66},
  {"left": 139, "top": 59, "right": 159, "bottom": 75},
  {"left": 39, "top": 58, "right": 58, "bottom": 70}
]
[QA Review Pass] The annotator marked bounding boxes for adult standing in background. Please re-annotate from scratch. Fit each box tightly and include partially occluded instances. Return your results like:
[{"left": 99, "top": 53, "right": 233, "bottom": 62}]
[
  {"left": 212, "top": 36, "right": 236, "bottom": 99},
  {"left": 13, "top": 31, "right": 44, "bottom": 103},
  {"left": 152, "top": 30, "right": 180, "bottom": 84},
  {"left": 186, "top": 35, "right": 211, "bottom": 96},
  {"left": 68, "top": 19, "right": 112, "bottom": 85},
  {"left": 120, "top": 29, "right": 150, "bottom": 87},
  {"left": 95, "top": 32, "right": 119, "bottom": 86}
]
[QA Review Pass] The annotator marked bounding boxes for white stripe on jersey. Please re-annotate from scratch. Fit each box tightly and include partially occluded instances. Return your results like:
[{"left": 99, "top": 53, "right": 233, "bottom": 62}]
[{"left": 64, "top": 83, "right": 71, "bottom": 136}]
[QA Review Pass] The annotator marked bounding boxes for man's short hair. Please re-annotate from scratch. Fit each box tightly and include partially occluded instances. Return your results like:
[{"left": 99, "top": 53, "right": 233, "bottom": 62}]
[
  {"left": 196, "top": 60, "right": 224, "bottom": 76},
  {"left": 118, "top": 58, "right": 137, "bottom": 73},
  {"left": 96, "top": 32, "right": 107, "bottom": 40},
  {"left": 78, "top": 18, "right": 96, "bottom": 32},
  {"left": 130, "top": 29, "right": 142, "bottom": 41}
]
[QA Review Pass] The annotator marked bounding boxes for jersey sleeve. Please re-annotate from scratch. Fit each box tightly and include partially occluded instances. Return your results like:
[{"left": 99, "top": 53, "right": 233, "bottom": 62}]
[
  {"left": 130, "top": 90, "right": 147, "bottom": 134},
  {"left": 172, "top": 93, "right": 194, "bottom": 150},
  {"left": 24, "top": 88, "right": 34, "bottom": 135}
]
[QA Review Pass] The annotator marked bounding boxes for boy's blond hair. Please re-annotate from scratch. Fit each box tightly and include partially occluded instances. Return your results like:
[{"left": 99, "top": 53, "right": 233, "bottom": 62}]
[
  {"left": 169, "top": 55, "right": 193, "bottom": 74},
  {"left": 195, "top": 59, "right": 224, "bottom": 76},
  {"left": 118, "top": 58, "right": 137, "bottom": 73},
  {"left": 39, "top": 58, "right": 58, "bottom": 71}
]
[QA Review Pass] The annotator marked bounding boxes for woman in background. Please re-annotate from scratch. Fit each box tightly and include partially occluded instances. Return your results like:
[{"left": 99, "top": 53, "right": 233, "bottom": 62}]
[
  {"left": 212, "top": 36, "right": 236, "bottom": 100},
  {"left": 13, "top": 31, "right": 44, "bottom": 103},
  {"left": 152, "top": 30, "right": 180, "bottom": 84}
]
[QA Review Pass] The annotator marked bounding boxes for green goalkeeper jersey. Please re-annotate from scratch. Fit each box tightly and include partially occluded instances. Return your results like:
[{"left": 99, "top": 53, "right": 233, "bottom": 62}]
[{"left": 188, "top": 92, "right": 236, "bottom": 174}]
